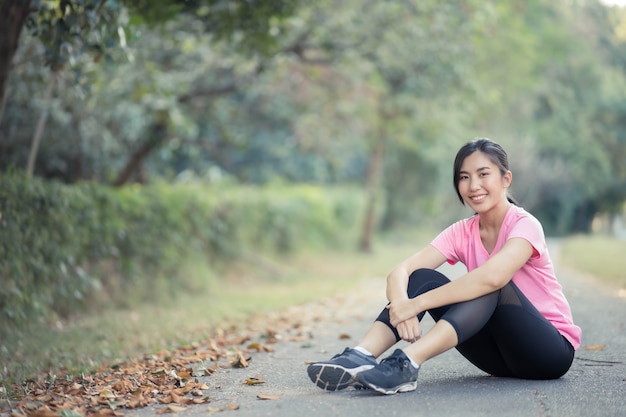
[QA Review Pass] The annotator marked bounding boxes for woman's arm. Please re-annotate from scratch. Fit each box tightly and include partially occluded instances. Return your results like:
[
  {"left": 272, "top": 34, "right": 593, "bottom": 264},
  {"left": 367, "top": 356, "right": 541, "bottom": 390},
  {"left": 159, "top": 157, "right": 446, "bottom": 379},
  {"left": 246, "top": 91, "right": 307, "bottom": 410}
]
[
  {"left": 386, "top": 244, "right": 447, "bottom": 302},
  {"left": 387, "top": 237, "right": 534, "bottom": 327},
  {"left": 385, "top": 245, "right": 447, "bottom": 341}
]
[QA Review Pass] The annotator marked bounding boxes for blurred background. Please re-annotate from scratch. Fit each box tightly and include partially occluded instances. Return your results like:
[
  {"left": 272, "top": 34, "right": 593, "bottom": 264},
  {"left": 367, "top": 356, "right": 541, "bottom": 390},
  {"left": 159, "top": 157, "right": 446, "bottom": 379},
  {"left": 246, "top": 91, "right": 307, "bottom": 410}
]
[{"left": 1, "top": 0, "right": 625, "bottom": 383}]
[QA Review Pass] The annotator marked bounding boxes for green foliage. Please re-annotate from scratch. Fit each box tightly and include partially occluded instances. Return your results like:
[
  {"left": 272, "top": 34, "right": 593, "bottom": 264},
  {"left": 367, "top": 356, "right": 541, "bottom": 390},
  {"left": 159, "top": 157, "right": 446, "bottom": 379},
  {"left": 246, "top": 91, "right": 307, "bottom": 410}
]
[
  {"left": 26, "top": 0, "right": 300, "bottom": 70},
  {"left": 512, "top": 2, "right": 626, "bottom": 234},
  {"left": 0, "top": 174, "right": 96, "bottom": 321},
  {"left": 2, "top": 0, "right": 626, "bottom": 238},
  {"left": 0, "top": 174, "right": 364, "bottom": 329}
]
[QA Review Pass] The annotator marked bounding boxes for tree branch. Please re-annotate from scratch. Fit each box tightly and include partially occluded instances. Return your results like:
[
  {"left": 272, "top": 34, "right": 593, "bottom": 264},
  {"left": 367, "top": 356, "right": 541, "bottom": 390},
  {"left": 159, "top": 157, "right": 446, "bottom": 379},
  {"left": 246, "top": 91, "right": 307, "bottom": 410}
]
[
  {"left": 177, "top": 84, "right": 238, "bottom": 104},
  {"left": 112, "top": 117, "right": 168, "bottom": 187}
]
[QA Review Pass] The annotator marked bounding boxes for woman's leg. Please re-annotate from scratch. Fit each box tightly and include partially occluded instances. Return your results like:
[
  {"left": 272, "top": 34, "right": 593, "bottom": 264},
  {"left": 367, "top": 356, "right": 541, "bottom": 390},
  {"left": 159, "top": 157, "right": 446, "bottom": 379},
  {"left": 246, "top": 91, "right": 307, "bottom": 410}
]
[
  {"left": 356, "top": 268, "right": 496, "bottom": 394},
  {"left": 358, "top": 268, "right": 456, "bottom": 357},
  {"left": 372, "top": 269, "right": 574, "bottom": 379},
  {"left": 377, "top": 268, "right": 501, "bottom": 365},
  {"left": 454, "top": 282, "right": 575, "bottom": 379},
  {"left": 373, "top": 268, "right": 456, "bottom": 342},
  {"left": 306, "top": 269, "right": 450, "bottom": 391},
  {"left": 356, "top": 322, "right": 399, "bottom": 358}
]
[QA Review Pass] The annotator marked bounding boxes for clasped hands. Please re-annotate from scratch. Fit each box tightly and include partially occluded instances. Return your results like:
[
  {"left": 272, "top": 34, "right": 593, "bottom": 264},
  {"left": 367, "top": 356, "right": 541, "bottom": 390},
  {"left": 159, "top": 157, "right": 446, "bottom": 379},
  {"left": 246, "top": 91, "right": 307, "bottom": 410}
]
[{"left": 387, "top": 298, "right": 422, "bottom": 343}]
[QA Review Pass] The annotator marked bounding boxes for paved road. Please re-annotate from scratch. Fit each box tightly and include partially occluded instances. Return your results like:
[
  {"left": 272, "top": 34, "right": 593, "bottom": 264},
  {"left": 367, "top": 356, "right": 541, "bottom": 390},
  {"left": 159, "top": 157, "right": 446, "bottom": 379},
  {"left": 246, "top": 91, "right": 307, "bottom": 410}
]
[{"left": 127, "top": 242, "right": 626, "bottom": 417}]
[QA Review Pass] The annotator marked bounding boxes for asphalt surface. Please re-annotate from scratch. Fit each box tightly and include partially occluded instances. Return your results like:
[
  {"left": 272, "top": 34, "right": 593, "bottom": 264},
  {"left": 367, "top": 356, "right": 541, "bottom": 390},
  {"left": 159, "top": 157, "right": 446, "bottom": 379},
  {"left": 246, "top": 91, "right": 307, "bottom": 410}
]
[{"left": 127, "top": 241, "right": 626, "bottom": 417}]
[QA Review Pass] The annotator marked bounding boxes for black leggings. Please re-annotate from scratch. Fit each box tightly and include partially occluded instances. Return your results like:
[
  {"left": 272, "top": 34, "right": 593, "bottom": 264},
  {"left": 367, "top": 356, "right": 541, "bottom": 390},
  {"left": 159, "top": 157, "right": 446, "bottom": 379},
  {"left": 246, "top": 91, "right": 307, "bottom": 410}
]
[{"left": 376, "top": 268, "right": 575, "bottom": 379}]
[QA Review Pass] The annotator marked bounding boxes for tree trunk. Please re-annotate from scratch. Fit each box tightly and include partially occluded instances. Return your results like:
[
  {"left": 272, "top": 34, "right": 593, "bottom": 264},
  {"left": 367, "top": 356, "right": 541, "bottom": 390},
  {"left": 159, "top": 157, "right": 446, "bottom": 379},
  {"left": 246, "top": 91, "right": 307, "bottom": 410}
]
[
  {"left": 0, "top": 77, "right": 9, "bottom": 127},
  {"left": 26, "top": 70, "right": 59, "bottom": 177},
  {"left": 0, "top": 0, "right": 32, "bottom": 111},
  {"left": 360, "top": 135, "right": 385, "bottom": 252},
  {"left": 572, "top": 200, "right": 596, "bottom": 234},
  {"left": 112, "top": 119, "right": 169, "bottom": 187}
]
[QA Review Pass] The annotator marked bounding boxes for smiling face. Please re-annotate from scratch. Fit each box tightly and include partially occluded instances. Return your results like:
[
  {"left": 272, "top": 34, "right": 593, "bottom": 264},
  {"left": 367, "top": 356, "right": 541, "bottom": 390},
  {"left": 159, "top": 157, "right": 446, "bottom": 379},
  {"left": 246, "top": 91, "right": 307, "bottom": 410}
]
[{"left": 457, "top": 151, "right": 512, "bottom": 213}]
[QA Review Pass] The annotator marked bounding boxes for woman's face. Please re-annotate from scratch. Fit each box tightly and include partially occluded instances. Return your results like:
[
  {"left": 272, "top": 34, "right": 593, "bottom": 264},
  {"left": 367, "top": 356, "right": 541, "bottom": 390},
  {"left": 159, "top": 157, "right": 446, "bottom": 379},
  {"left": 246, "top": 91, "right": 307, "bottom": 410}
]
[{"left": 457, "top": 151, "right": 511, "bottom": 213}]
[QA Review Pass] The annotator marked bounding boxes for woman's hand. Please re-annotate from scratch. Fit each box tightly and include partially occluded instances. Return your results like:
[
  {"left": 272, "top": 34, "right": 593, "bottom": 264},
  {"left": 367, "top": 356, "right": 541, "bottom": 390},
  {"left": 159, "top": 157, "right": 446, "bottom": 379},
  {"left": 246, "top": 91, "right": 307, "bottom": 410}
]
[
  {"left": 387, "top": 298, "right": 420, "bottom": 327},
  {"left": 395, "top": 316, "right": 422, "bottom": 343},
  {"left": 387, "top": 298, "right": 423, "bottom": 343}
]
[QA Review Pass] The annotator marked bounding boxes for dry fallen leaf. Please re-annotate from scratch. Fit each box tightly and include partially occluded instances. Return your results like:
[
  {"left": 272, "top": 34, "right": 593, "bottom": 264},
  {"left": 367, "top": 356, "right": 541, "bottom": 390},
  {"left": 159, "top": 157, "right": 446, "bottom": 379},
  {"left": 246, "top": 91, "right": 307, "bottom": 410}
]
[
  {"left": 157, "top": 405, "right": 188, "bottom": 414},
  {"left": 339, "top": 333, "right": 351, "bottom": 340},
  {"left": 171, "top": 391, "right": 193, "bottom": 405},
  {"left": 227, "top": 349, "right": 249, "bottom": 368},
  {"left": 247, "top": 342, "right": 262, "bottom": 351},
  {"left": 98, "top": 388, "right": 116, "bottom": 400},
  {"left": 257, "top": 394, "right": 280, "bottom": 400},
  {"left": 205, "top": 362, "right": 218, "bottom": 376},
  {"left": 244, "top": 376, "right": 265, "bottom": 385},
  {"left": 264, "top": 328, "right": 280, "bottom": 344},
  {"left": 177, "top": 371, "right": 192, "bottom": 379},
  {"left": 7, "top": 326, "right": 282, "bottom": 417},
  {"left": 247, "top": 342, "right": 274, "bottom": 353},
  {"left": 25, "top": 407, "right": 59, "bottom": 417},
  {"left": 584, "top": 344, "right": 606, "bottom": 351},
  {"left": 91, "top": 410, "right": 123, "bottom": 417}
]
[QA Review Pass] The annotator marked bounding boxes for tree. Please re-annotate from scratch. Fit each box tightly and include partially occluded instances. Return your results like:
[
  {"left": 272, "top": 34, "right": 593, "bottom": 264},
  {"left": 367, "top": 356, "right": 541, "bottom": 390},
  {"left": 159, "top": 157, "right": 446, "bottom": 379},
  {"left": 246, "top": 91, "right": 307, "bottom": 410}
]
[
  {"left": 0, "top": 0, "right": 31, "bottom": 117},
  {"left": 277, "top": 0, "right": 486, "bottom": 249},
  {"left": 2, "top": 0, "right": 625, "bottom": 237},
  {"left": 518, "top": 1, "right": 626, "bottom": 234},
  {"left": 0, "top": 0, "right": 300, "bottom": 179}
]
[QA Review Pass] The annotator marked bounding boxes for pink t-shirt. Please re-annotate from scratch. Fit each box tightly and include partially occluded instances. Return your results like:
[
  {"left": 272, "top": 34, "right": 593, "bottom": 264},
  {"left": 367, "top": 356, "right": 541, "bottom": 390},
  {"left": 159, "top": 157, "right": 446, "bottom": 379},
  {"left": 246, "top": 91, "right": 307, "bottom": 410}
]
[{"left": 430, "top": 205, "right": 581, "bottom": 350}]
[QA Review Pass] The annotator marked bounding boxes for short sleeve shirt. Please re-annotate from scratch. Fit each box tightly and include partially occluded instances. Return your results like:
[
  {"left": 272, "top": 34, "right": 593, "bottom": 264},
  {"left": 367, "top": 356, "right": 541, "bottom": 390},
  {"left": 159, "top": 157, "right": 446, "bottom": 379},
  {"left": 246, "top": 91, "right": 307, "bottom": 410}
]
[{"left": 430, "top": 205, "right": 581, "bottom": 349}]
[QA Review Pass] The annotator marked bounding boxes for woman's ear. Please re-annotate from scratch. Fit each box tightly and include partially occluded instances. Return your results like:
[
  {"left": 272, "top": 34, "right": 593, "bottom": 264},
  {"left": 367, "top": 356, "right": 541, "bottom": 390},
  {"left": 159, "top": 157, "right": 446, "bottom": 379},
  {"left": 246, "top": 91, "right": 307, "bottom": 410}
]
[{"left": 503, "top": 170, "right": 512, "bottom": 188}]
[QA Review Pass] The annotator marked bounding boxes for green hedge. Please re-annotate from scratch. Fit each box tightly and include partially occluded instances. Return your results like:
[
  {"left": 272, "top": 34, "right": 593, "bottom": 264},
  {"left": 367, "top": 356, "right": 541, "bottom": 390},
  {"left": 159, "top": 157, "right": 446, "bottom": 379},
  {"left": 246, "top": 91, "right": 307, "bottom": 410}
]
[{"left": 0, "top": 174, "right": 364, "bottom": 326}]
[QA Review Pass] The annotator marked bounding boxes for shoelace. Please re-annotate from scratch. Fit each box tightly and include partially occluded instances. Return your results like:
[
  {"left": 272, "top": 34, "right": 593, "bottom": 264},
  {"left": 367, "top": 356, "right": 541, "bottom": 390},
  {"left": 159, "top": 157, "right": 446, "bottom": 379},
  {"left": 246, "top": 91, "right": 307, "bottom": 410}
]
[{"left": 378, "top": 354, "right": 409, "bottom": 372}]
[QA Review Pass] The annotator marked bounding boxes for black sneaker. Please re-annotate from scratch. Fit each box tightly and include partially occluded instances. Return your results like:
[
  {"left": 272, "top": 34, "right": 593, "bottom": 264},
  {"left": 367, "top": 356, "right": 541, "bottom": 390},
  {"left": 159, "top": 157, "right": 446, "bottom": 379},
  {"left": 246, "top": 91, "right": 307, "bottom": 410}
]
[
  {"left": 356, "top": 349, "right": 419, "bottom": 395},
  {"left": 307, "top": 347, "right": 377, "bottom": 391}
]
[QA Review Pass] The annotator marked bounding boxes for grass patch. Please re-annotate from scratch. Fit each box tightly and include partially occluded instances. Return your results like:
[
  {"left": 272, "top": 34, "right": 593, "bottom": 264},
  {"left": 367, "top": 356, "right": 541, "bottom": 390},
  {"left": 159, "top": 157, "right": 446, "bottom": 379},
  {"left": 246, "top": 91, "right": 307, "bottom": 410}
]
[
  {"left": 559, "top": 234, "right": 626, "bottom": 287},
  {"left": 0, "top": 234, "right": 428, "bottom": 388}
]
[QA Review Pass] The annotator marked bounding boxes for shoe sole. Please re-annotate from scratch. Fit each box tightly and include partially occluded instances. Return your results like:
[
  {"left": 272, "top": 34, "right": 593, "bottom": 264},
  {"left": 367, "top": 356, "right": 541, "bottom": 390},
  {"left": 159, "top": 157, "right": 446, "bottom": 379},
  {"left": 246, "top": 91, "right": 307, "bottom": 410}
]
[
  {"left": 361, "top": 380, "right": 417, "bottom": 395},
  {"left": 307, "top": 363, "right": 374, "bottom": 391}
]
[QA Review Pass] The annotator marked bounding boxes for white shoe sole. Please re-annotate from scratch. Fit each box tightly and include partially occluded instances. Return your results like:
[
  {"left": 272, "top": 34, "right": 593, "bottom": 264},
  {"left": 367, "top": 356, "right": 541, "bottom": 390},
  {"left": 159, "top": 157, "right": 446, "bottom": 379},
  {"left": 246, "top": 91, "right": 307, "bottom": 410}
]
[
  {"left": 307, "top": 363, "right": 375, "bottom": 391},
  {"left": 365, "top": 380, "right": 417, "bottom": 395}
]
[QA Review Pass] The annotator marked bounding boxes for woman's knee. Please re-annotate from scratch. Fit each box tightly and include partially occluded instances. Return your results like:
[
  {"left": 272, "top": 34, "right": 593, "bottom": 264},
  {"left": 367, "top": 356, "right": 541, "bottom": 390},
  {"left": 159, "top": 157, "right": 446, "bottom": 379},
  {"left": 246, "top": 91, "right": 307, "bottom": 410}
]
[
  {"left": 408, "top": 268, "right": 441, "bottom": 280},
  {"left": 407, "top": 268, "right": 450, "bottom": 297}
]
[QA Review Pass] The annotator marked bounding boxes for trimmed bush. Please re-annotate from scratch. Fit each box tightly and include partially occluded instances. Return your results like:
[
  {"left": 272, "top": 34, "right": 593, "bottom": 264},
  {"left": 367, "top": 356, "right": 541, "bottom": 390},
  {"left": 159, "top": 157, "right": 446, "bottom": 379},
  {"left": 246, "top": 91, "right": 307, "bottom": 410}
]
[{"left": 0, "top": 174, "right": 364, "bottom": 328}]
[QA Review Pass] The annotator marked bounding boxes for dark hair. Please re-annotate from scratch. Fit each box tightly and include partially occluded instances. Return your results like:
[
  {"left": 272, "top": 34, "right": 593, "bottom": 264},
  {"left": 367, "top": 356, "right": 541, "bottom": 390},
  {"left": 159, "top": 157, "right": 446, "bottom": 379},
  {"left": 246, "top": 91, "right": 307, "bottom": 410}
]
[{"left": 453, "top": 138, "right": 517, "bottom": 206}]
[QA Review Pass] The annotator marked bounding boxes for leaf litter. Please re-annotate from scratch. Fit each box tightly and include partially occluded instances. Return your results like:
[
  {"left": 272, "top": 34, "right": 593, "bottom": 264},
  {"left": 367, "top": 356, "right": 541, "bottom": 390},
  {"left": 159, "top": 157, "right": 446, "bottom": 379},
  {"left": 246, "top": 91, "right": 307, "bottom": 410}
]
[
  {"left": 1, "top": 284, "right": 359, "bottom": 417},
  {"left": 1, "top": 327, "right": 281, "bottom": 417}
]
